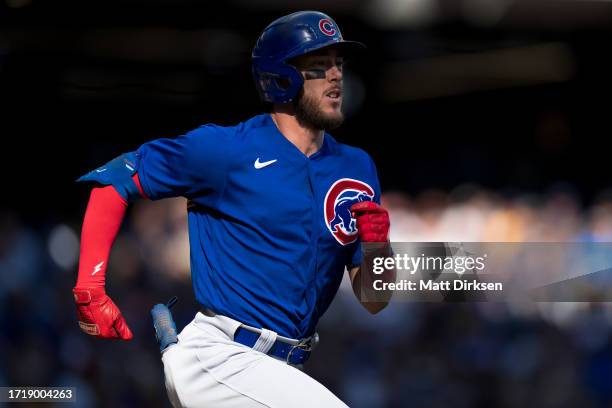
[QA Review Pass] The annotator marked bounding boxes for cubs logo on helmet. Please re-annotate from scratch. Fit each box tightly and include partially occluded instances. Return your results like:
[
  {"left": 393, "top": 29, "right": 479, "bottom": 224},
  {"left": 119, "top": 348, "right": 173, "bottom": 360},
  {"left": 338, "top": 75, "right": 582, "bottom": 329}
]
[
  {"left": 318, "top": 19, "right": 337, "bottom": 36},
  {"left": 324, "top": 178, "right": 375, "bottom": 245}
]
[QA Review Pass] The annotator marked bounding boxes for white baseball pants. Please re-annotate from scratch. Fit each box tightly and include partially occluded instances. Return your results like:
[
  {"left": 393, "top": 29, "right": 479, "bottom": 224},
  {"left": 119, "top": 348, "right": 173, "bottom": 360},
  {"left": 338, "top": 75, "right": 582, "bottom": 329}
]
[{"left": 161, "top": 311, "right": 348, "bottom": 408}]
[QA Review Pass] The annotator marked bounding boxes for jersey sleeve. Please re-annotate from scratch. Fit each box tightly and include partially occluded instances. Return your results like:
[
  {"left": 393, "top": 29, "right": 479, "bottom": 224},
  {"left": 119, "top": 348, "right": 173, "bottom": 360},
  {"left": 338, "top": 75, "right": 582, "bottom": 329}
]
[
  {"left": 347, "top": 153, "right": 382, "bottom": 269},
  {"left": 136, "top": 124, "right": 231, "bottom": 203}
]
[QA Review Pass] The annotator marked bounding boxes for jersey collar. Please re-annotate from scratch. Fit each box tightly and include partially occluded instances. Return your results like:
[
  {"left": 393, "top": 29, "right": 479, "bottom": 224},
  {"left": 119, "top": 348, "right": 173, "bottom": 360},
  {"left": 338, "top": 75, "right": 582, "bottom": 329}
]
[{"left": 264, "top": 113, "right": 336, "bottom": 160}]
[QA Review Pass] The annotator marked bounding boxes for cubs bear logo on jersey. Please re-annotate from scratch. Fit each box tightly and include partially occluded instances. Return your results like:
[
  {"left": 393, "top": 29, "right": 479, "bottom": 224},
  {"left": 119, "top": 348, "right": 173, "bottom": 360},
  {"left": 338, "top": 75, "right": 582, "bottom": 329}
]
[{"left": 324, "top": 178, "right": 375, "bottom": 245}]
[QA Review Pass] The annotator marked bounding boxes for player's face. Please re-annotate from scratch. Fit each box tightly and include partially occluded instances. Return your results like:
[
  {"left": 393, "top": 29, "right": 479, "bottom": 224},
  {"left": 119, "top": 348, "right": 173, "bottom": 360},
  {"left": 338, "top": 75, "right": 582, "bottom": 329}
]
[{"left": 292, "top": 48, "right": 345, "bottom": 130}]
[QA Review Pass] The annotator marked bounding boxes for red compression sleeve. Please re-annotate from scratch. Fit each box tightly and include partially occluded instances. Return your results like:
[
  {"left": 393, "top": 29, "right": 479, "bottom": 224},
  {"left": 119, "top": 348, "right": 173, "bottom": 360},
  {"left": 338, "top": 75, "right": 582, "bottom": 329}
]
[
  {"left": 75, "top": 174, "right": 147, "bottom": 288},
  {"left": 75, "top": 185, "right": 128, "bottom": 288}
]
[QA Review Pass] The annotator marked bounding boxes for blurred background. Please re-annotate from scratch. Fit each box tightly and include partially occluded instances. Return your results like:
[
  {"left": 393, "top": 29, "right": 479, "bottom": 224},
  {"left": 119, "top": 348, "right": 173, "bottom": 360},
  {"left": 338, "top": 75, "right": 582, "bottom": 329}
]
[{"left": 2, "top": 0, "right": 612, "bottom": 406}]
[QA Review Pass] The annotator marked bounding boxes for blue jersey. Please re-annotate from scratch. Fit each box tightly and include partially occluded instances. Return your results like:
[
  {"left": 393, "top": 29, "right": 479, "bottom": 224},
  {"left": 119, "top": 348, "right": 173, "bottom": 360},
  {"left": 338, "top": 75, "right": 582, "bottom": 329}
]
[{"left": 136, "top": 113, "right": 381, "bottom": 338}]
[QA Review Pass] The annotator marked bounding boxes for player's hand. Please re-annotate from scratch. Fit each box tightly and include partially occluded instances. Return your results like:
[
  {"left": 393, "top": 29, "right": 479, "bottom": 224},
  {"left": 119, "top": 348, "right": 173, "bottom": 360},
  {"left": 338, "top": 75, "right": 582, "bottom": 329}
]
[
  {"left": 351, "top": 201, "right": 390, "bottom": 242},
  {"left": 72, "top": 287, "right": 133, "bottom": 340}
]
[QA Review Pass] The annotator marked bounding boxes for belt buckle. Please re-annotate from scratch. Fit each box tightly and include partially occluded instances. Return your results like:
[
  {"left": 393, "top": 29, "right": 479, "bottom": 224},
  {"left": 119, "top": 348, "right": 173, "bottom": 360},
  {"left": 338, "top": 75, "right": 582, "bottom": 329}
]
[
  {"left": 286, "top": 333, "right": 319, "bottom": 364},
  {"left": 286, "top": 343, "right": 307, "bottom": 364}
]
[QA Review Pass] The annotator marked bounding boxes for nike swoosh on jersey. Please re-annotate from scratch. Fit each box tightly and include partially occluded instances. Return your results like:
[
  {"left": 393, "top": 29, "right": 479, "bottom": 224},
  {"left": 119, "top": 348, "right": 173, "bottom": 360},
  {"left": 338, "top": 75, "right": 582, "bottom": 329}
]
[{"left": 254, "top": 158, "right": 278, "bottom": 169}]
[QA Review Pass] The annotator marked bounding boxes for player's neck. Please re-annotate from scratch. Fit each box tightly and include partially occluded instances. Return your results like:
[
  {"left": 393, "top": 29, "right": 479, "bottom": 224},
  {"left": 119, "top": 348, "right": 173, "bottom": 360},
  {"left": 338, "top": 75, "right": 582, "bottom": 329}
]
[{"left": 270, "top": 111, "right": 324, "bottom": 157}]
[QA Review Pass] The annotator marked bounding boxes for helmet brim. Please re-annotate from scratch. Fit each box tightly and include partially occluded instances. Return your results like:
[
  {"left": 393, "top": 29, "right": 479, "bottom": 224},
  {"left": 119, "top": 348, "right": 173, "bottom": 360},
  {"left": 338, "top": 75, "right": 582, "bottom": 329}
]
[
  {"left": 285, "top": 40, "right": 366, "bottom": 61},
  {"left": 328, "top": 40, "right": 367, "bottom": 58}
]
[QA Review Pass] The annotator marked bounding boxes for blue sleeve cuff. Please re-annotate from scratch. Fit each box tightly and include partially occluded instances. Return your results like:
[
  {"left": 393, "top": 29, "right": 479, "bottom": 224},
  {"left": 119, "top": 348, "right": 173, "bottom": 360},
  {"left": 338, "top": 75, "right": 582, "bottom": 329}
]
[{"left": 76, "top": 151, "right": 141, "bottom": 202}]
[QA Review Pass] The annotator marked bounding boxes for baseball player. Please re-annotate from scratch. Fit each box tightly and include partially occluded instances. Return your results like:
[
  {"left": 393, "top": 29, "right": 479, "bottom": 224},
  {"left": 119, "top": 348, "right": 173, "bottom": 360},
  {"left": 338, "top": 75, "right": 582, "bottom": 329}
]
[{"left": 73, "top": 10, "right": 393, "bottom": 408}]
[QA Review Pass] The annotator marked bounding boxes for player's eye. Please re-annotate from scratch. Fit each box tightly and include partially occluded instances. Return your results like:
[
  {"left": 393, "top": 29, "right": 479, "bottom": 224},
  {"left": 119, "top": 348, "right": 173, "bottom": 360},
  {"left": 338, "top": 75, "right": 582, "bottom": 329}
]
[{"left": 303, "top": 70, "right": 326, "bottom": 80}]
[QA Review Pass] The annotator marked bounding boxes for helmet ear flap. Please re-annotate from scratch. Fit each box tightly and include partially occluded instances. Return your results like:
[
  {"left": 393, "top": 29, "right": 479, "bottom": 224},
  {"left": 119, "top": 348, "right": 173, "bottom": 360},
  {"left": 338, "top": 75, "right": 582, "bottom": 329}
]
[
  {"left": 252, "top": 59, "right": 304, "bottom": 104},
  {"left": 275, "top": 77, "right": 291, "bottom": 91}
]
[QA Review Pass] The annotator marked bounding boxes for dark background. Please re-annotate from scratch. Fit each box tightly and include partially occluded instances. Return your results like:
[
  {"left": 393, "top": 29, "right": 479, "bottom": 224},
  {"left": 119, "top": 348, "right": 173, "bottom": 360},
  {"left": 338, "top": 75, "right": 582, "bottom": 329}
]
[
  {"left": 3, "top": 0, "right": 612, "bottom": 221},
  {"left": 2, "top": 1, "right": 612, "bottom": 407}
]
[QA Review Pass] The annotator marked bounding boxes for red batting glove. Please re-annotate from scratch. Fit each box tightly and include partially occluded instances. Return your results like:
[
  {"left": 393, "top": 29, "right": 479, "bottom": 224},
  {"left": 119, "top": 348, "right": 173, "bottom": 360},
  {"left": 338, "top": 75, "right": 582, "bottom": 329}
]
[
  {"left": 351, "top": 201, "right": 390, "bottom": 242},
  {"left": 72, "top": 287, "right": 133, "bottom": 340}
]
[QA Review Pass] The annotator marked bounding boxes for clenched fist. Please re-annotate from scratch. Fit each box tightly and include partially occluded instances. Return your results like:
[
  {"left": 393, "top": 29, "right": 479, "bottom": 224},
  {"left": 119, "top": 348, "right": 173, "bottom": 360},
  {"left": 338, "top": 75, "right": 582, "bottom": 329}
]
[
  {"left": 351, "top": 201, "right": 390, "bottom": 243},
  {"left": 72, "top": 287, "right": 133, "bottom": 340}
]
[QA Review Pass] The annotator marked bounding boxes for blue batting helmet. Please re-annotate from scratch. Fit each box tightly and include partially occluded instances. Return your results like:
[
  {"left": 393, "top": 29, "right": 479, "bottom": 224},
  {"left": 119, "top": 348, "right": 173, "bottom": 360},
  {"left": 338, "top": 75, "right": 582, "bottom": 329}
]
[{"left": 252, "top": 11, "right": 365, "bottom": 104}]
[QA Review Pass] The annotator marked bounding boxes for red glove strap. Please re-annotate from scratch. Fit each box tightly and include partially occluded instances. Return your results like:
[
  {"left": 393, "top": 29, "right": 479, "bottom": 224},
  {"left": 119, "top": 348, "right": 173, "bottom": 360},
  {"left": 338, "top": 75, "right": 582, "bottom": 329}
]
[{"left": 73, "top": 289, "right": 93, "bottom": 304}]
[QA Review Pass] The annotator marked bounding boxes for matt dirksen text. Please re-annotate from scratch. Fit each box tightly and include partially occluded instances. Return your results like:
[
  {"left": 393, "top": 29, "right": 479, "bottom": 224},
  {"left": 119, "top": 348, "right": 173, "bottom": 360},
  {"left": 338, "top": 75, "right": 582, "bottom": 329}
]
[{"left": 373, "top": 279, "right": 503, "bottom": 292}]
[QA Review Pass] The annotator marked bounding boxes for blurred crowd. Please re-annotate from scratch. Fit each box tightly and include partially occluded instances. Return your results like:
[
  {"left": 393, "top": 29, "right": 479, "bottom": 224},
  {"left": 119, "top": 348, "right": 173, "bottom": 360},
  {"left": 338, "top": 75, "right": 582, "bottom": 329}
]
[
  {"left": 2, "top": 184, "right": 612, "bottom": 407},
  {"left": 385, "top": 184, "right": 612, "bottom": 243}
]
